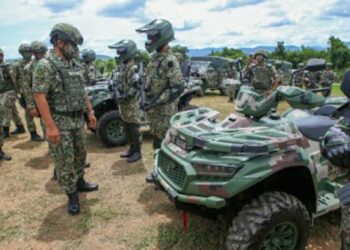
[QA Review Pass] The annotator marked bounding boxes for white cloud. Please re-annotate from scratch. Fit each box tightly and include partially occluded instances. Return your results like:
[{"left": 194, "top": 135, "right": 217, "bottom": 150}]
[{"left": 0, "top": 0, "right": 349, "bottom": 58}]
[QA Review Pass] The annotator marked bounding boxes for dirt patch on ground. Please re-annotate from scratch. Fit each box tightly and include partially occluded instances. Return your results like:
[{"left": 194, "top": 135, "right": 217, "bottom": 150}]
[{"left": 0, "top": 93, "right": 342, "bottom": 249}]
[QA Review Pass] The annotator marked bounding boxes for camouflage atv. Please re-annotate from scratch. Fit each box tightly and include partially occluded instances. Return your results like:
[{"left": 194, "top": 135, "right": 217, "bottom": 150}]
[
  {"left": 147, "top": 59, "right": 348, "bottom": 249},
  {"left": 190, "top": 56, "right": 241, "bottom": 96},
  {"left": 86, "top": 75, "right": 202, "bottom": 147}
]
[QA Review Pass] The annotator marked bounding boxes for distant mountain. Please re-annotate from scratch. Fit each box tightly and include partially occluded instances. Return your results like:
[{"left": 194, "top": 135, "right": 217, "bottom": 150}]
[
  {"left": 96, "top": 54, "right": 113, "bottom": 60},
  {"left": 188, "top": 45, "right": 326, "bottom": 57}
]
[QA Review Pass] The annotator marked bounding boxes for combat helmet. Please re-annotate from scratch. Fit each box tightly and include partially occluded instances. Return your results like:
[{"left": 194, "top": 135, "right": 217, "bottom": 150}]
[
  {"left": 31, "top": 41, "right": 48, "bottom": 54},
  {"left": 136, "top": 19, "right": 174, "bottom": 53},
  {"left": 109, "top": 39, "right": 138, "bottom": 63},
  {"left": 81, "top": 49, "right": 96, "bottom": 63},
  {"left": 49, "top": 23, "right": 83, "bottom": 46},
  {"left": 18, "top": 43, "right": 32, "bottom": 54},
  {"left": 254, "top": 50, "right": 268, "bottom": 59}
]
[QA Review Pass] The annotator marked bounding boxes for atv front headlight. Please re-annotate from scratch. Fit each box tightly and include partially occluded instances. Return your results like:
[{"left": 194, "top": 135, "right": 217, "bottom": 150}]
[{"left": 193, "top": 163, "right": 239, "bottom": 178}]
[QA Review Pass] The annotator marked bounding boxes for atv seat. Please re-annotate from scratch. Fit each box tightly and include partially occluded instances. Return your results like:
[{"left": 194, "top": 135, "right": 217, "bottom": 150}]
[
  {"left": 294, "top": 115, "right": 337, "bottom": 141},
  {"left": 313, "top": 105, "right": 337, "bottom": 116}
]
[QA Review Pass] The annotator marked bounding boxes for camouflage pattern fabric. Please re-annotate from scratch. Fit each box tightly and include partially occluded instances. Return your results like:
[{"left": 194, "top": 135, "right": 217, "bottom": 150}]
[
  {"left": 0, "top": 105, "right": 3, "bottom": 146},
  {"left": 293, "top": 71, "right": 304, "bottom": 87},
  {"left": 118, "top": 61, "right": 141, "bottom": 124},
  {"left": 12, "top": 59, "right": 36, "bottom": 132},
  {"left": 0, "top": 90, "right": 23, "bottom": 127},
  {"left": 321, "top": 118, "right": 350, "bottom": 249},
  {"left": 320, "top": 70, "right": 337, "bottom": 88},
  {"left": 145, "top": 50, "right": 182, "bottom": 140},
  {"left": 50, "top": 128, "right": 86, "bottom": 193},
  {"left": 23, "top": 59, "right": 40, "bottom": 109},
  {"left": 248, "top": 64, "right": 276, "bottom": 94},
  {"left": 304, "top": 71, "right": 321, "bottom": 89},
  {"left": 276, "top": 68, "right": 285, "bottom": 85},
  {"left": 33, "top": 52, "right": 86, "bottom": 193},
  {"left": 82, "top": 62, "right": 99, "bottom": 86}
]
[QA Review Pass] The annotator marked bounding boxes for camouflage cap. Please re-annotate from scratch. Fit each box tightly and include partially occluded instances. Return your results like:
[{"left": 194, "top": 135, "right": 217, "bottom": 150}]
[
  {"left": 254, "top": 50, "right": 268, "bottom": 59},
  {"left": 49, "top": 23, "right": 83, "bottom": 46},
  {"left": 18, "top": 43, "right": 32, "bottom": 53},
  {"left": 31, "top": 41, "right": 48, "bottom": 54},
  {"left": 275, "top": 60, "right": 282, "bottom": 65},
  {"left": 0, "top": 48, "right": 3, "bottom": 55}
]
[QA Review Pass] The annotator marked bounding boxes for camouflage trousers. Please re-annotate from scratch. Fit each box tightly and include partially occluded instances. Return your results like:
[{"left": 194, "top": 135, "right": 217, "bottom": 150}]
[
  {"left": 50, "top": 128, "right": 86, "bottom": 194},
  {"left": 147, "top": 102, "right": 177, "bottom": 141},
  {"left": 0, "top": 106, "right": 3, "bottom": 147},
  {"left": 341, "top": 204, "right": 350, "bottom": 250},
  {"left": 24, "top": 108, "right": 37, "bottom": 132},
  {"left": 0, "top": 91, "right": 23, "bottom": 127},
  {"left": 228, "top": 85, "right": 236, "bottom": 100}
]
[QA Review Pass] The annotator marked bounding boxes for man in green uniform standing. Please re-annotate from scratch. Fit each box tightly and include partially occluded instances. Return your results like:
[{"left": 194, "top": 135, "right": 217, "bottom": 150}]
[
  {"left": 136, "top": 19, "right": 184, "bottom": 149},
  {"left": 33, "top": 23, "right": 98, "bottom": 215},
  {"left": 22, "top": 41, "right": 47, "bottom": 142},
  {"left": 12, "top": 43, "right": 43, "bottom": 139},
  {"left": 0, "top": 48, "right": 25, "bottom": 138},
  {"left": 109, "top": 39, "right": 142, "bottom": 163},
  {"left": 293, "top": 63, "right": 305, "bottom": 87},
  {"left": 244, "top": 50, "right": 280, "bottom": 95},
  {"left": 0, "top": 48, "right": 12, "bottom": 160},
  {"left": 81, "top": 49, "right": 100, "bottom": 86}
]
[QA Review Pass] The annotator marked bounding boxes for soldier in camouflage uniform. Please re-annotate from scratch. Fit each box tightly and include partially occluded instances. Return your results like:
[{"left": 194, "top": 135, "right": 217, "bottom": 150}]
[
  {"left": 321, "top": 117, "right": 350, "bottom": 249},
  {"left": 109, "top": 39, "right": 142, "bottom": 163},
  {"left": 32, "top": 23, "right": 98, "bottom": 215},
  {"left": 136, "top": 19, "right": 184, "bottom": 149},
  {"left": 320, "top": 63, "right": 337, "bottom": 88},
  {"left": 244, "top": 50, "right": 279, "bottom": 95},
  {"left": 12, "top": 43, "right": 38, "bottom": 137},
  {"left": 274, "top": 60, "right": 284, "bottom": 86},
  {"left": 0, "top": 49, "right": 12, "bottom": 160},
  {"left": 227, "top": 62, "right": 238, "bottom": 102},
  {"left": 0, "top": 48, "right": 25, "bottom": 138},
  {"left": 21, "top": 42, "right": 46, "bottom": 142},
  {"left": 304, "top": 70, "right": 321, "bottom": 90},
  {"left": 81, "top": 49, "right": 100, "bottom": 86},
  {"left": 293, "top": 63, "right": 305, "bottom": 87}
]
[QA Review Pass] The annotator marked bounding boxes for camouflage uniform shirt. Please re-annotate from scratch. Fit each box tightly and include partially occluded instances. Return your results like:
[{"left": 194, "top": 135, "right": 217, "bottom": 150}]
[
  {"left": 247, "top": 63, "right": 276, "bottom": 94},
  {"left": 118, "top": 61, "right": 141, "bottom": 124},
  {"left": 12, "top": 59, "right": 30, "bottom": 93},
  {"left": 32, "top": 52, "right": 86, "bottom": 130},
  {"left": 82, "top": 62, "right": 99, "bottom": 86},
  {"left": 23, "top": 58, "right": 40, "bottom": 109},
  {"left": 145, "top": 50, "right": 182, "bottom": 140}
]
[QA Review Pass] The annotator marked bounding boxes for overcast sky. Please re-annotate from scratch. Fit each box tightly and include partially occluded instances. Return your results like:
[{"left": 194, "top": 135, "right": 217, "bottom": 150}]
[{"left": 0, "top": 0, "right": 349, "bottom": 58}]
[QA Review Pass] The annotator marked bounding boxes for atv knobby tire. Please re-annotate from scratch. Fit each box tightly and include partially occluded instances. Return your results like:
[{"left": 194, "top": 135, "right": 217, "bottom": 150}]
[
  {"left": 225, "top": 191, "right": 310, "bottom": 250},
  {"left": 96, "top": 110, "right": 126, "bottom": 147}
]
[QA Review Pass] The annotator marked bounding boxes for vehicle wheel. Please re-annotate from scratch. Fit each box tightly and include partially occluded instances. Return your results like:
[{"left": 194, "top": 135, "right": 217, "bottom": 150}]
[
  {"left": 220, "top": 88, "right": 229, "bottom": 96},
  {"left": 96, "top": 110, "right": 126, "bottom": 147},
  {"left": 225, "top": 191, "right": 310, "bottom": 250}
]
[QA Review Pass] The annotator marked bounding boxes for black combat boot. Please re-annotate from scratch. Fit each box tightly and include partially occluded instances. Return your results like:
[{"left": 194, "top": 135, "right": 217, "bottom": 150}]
[
  {"left": 77, "top": 178, "right": 98, "bottom": 192},
  {"left": 0, "top": 149, "right": 11, "bottom": 161},
  {"left": 66, "top": 191, "right": 80, "bottom": 215},
  {"left": 11, "top": 124, "right": 25, "bottom": 135},
  {"left": 84, "top": 161, "right": 91, "bottom": 168},
  {"left": 3, "top": 127, "right": 10, "bottom": 138},
  {"left": 30, "top": 131, "right": 44, "bottom": 141},
  {"left": 120, "top": 123, "right": 133, "bottom": 158},
  {"left": 228, "top": 97, "right": 234, "bottom": 103},
  {"left": 127, "top": 124, "right": 142, "bottom": 163}
]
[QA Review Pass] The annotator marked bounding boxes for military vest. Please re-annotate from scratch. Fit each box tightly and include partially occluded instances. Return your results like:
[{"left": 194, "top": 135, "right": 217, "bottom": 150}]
[
  {"left": 251, "top": 64, "right": 273, "bottom": 90},
  {"left": 0, "top": 64, "right": 14, "bottom": 93},
  {"left": 47, "top": 58, "right": 85, "bottom": 114},
  {"left": 145, "top": 53, "right": 169, "bottom": 99}
]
